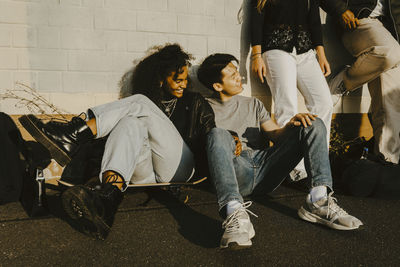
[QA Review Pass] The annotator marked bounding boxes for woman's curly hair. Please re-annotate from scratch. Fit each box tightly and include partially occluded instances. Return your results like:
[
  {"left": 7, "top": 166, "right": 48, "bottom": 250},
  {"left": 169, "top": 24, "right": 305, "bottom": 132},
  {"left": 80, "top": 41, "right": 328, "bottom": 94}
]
[{"left": 119, "top": 43, "right": 193, "bottom": 108}]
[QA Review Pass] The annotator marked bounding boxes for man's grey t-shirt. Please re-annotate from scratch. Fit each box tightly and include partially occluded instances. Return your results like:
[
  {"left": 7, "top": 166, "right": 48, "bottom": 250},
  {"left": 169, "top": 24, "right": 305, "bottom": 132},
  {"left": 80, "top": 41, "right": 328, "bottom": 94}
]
[{"left": 206, "top": 95, "right": 271, "bottom": 150}]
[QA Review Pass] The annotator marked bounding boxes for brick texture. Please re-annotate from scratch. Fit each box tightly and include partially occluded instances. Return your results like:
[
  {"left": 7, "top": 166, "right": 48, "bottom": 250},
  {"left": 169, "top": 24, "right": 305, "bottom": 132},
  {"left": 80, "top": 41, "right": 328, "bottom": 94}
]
[{"left": 0, "top": 0, "right": 369, "bottom": 115}]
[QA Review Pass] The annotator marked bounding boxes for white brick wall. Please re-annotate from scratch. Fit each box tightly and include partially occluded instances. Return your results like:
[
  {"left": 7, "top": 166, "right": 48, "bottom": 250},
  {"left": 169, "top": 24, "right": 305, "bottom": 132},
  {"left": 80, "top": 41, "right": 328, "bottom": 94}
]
[{"left": 0, "top": 0, "right": 369, "bottom": 115}]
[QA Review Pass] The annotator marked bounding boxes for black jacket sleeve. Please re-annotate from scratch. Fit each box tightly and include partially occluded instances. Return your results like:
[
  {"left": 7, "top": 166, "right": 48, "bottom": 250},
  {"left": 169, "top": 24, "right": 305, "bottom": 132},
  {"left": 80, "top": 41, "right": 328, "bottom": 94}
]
[
  {"left": 309, "top": 0, "right": 324, "bottom": 47},
  {"left": 319, "top": 0, "right": 348, "bottom": 18},
  {"left": 250, "top": 0, "right": 265, "bottom": 46},
  {"left": 196, "top": 95, "right": 215, "bottom": 137}
]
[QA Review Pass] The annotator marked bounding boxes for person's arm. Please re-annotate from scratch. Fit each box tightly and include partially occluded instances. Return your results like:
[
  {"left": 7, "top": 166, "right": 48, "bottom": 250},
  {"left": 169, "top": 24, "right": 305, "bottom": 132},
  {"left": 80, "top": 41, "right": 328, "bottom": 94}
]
[
  {"left": 308, "top": 1, "right": 331, "bottom": 76},
  {"left": 250, "top": 0, "right": 267, "bottom": 83},
  {"left": 319, "top": 0, "right": 348, "bottom": 18},
  {"left": 261, "top": 113, "right": 317, "bottom": 143},
  {"left": 319, "top": 0, "right": 358, "bottom": 29},
  {"left": 316, "top": 45, "right": 331, "bottom": 76},
  {"left": 340, "top": 10, "right": 360, "bottom": 29},
  {"left": 251, "top": 45, "right": 267, "bottom": 83}
]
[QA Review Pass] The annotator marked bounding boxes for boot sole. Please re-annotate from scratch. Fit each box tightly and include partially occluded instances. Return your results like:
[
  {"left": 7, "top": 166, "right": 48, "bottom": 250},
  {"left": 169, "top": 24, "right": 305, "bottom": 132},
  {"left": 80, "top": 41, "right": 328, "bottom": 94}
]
[
  {"left": 62, "top": 186, "right": 110, "bottom": 240},
  {"left": 298, "top": 206, "right": 359, "bottom": 231},
  {"left": 19, "top": 115, "right": 71, "bottom": 167}
]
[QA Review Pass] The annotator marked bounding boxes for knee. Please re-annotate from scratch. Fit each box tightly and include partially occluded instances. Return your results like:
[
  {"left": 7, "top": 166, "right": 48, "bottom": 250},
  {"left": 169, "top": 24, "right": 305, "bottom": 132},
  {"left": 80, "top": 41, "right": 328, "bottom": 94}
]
[
  {"left": 207, "top": 128, "right": 234, "bottom": 147},
  {"left": 308, "top": 117, "right": 327, "bottom": 135},
  {"left": 373, "top": 45, "right": 400, "bottom": 70},
  {"left": 384, "top": 47, "right": 400, "bottom": 69}
]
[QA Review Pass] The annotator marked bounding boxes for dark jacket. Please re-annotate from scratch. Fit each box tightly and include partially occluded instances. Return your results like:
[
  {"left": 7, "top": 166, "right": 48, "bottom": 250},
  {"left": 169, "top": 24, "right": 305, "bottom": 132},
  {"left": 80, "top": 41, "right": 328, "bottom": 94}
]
[
  {"left": 175, "top": 91, "right": 215, "bottom": 155},
  {"left": 320, "top": 0, "right": 400, "bottom": 41},
  {"left": 168, "top": 91, "right": 215, "bottom": 177}
]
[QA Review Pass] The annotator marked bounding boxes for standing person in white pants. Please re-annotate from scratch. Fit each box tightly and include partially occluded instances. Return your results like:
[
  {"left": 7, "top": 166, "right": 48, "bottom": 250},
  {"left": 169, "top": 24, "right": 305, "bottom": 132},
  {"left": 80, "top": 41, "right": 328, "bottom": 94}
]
[
  {"left": 320, "top": 0, "right": 400, "bottom": 164},
  {"left": 19, "top": 44, "right": 216, "bottom": 240},
  {"left": 250, "top": 0, "right": 333, "bottom": 180}
]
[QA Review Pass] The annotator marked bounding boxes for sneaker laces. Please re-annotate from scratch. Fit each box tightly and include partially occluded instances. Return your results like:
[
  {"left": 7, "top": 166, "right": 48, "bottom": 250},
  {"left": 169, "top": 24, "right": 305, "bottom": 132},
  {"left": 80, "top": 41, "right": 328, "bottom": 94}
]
[
  {"left": 326, "top": 192, "right": 349, "bottom": 220},
  {"left": 338, "top": 81, "right": 349, "bottom": 96},
  {"left": 222, "top": 201, "right": 258, "bottom": 233}
]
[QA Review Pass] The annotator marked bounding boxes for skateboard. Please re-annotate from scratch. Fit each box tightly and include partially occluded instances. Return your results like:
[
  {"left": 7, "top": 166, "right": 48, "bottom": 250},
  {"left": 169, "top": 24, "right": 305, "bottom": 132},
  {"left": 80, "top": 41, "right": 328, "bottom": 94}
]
[
  {"left": 57, "top": 176, "right": 207, "bottom": 188},
  {"left": 126, "top": 176, "right": 207, "bottom": 188},
  {"left": 58, "top": 176, "right": 207, "bottom": 203}
]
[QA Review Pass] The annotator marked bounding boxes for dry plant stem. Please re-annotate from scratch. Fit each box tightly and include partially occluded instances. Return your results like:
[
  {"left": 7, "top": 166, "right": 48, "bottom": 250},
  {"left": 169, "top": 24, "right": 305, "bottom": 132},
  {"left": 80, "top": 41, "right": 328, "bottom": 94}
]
[{"left": 0, "top": 82, "right": 68, "bottom": 119}]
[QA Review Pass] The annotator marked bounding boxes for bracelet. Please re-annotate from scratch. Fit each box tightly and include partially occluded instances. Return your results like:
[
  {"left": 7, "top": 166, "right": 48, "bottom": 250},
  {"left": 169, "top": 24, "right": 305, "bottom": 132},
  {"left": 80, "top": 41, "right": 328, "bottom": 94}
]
[
  {"left": 251, "top": 55, "right": 262, "bottom": 61},
  {"left": 251, "top": 52, "right": 261, "bottom": 58}
]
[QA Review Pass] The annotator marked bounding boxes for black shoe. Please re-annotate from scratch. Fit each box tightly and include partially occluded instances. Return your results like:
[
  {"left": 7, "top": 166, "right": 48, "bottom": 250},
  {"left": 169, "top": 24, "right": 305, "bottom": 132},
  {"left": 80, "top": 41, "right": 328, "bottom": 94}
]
[
  {"left": 18, "top": 114, "right": 93, "bottom": 166},
  {"left": 62, "top": 183, "right": 123, "bottom": 240}
]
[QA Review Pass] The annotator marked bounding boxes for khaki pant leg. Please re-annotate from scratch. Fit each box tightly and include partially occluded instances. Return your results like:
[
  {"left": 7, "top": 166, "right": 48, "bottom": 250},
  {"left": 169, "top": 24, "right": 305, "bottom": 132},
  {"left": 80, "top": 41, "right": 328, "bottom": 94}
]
[{"left": 341, "top": 18, "right": 400, "bottom": 90}]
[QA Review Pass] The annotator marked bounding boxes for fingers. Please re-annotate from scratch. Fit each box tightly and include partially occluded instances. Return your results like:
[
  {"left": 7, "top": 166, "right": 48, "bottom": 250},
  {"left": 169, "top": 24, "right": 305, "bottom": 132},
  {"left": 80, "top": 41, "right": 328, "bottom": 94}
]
[
  {"left": 308, "top": 113, "right": 317, "bottom": 120},
  {"left": 251, "top": 58, "right": 266, "bottom": 83},
  {"left": 292, "top": 113, "right": 317, "bottom": 128},
  {"left": 258, "top": 69, "right": 264, "bottom": 83},
  {"left": 262, "top": 64, "right": 267, "bottom": 82},
  {"left": 342, "top": 10, "right": 359, "bottom": 30},
  {"left": 324, "top": 62, "right": 331, "bottom": 77},
  {"left": 351, "top": 19, "right": 357, "bottom": 29}
]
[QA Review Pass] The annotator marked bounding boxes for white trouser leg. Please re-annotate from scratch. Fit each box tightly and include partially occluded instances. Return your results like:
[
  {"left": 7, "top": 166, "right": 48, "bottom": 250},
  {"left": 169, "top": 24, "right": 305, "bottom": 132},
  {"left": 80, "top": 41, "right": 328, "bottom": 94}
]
[
  {"left": 263, "top": 49, "right": 305, "bottom": 174},
  {"left": 89, "top": 94, "right": 195, "bottom": 183},
  {"left": 101, "top": 117, "right": 156, "bottom": 184},
  {"left": 263, "top": 49, "right": 298, "bottom": 126},
  {"left": 296, "top": 49, "right": 333, "bottom": 145},
  {"left": 263, "top": 49, "right": 333, "bottom": 176}
]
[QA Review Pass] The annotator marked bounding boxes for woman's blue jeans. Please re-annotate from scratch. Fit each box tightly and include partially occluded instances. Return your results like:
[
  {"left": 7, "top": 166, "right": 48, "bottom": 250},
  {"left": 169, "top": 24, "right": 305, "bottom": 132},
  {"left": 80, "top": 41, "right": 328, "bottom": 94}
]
[{"left": 206, "top": 118, "right": 333, "bottom": 211}]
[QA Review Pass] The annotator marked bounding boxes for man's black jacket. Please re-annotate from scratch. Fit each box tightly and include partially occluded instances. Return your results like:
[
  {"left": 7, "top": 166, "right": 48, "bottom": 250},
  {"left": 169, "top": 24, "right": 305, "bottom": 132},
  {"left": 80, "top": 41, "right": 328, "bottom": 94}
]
[{"left": 320, "top": 0, "right": 400, "bottom": 41}]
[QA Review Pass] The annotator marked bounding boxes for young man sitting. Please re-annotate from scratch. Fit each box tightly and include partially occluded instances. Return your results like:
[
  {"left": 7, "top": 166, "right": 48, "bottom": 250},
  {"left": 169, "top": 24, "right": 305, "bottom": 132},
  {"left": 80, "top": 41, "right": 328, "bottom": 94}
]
[{"left": 197, "top": 53, "right": 363, "bottom": 249}]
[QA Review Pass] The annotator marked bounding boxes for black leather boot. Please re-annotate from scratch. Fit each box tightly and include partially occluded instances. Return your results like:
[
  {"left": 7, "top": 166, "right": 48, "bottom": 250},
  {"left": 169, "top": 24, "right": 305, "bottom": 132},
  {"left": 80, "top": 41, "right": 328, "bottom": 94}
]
[
  {"left": 19, "top": 114, "right": 94, "bottom": 166},
  {"left": 62, "top": 182, "right": 123, "bottom": 240}
]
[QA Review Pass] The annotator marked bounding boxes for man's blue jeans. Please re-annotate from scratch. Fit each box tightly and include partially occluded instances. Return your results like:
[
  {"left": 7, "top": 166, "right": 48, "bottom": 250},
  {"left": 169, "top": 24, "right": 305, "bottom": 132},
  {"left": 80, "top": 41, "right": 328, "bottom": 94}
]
[{"left": 206, "top": 118, "right": 333, "bottom": 212}]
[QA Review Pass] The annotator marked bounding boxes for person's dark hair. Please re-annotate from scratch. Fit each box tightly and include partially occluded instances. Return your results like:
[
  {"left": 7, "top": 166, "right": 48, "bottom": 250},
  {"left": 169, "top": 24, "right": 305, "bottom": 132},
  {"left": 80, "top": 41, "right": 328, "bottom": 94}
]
[
  {"left": 120, "top": 43, "right": 193, "bottom": 108},
  {"left": 197, "top": 53, "right": 238, "bottom": 91}
]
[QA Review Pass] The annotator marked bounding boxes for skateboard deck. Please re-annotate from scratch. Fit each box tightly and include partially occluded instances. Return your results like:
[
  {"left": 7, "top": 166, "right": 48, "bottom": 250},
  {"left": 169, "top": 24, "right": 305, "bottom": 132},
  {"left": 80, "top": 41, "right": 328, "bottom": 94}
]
[
  {"left": 57, "top": 177, "right": 207, "bottom": 188},
  {"left": 126, "top": 177, "right": 207, "bottom": 188}
]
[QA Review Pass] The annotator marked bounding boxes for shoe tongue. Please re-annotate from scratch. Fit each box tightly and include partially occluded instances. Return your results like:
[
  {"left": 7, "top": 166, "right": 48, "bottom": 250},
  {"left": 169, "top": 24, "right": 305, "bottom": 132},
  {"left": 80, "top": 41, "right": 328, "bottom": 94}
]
[
  {"left": 315, "top": 197, "right": 328, "bottom": 207},
  {"left": 236, "top": 209, "right": 249, "bottom": 220}
]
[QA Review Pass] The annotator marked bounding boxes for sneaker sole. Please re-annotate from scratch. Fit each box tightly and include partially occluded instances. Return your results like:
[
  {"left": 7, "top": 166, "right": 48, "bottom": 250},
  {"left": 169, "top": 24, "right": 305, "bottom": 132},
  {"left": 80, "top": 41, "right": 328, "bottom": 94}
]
[
  {"left": 220, "top": 225, "right": 255, "bottom": 249},
  {"left": 19, "top": 115, "right": 71, "bottom": 167},
  {"left": 298, "top": 206, "right": 359, "bottom": 230},
  {"left": 62, "top": 186, "right": 110, "bottom": 240}
]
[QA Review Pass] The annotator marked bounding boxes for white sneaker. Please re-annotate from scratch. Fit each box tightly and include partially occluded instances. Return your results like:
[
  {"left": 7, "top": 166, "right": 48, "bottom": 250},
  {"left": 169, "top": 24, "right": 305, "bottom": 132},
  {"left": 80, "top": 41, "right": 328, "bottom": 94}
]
[
  {"left": 298, "top": 192, "right": 363, "bottom": 230},
  {"left": 329, "top": 68, "right": 349, "bottom": 106},
  {"left": 220, "top": 201, "right": 257, "bottom": 249}
]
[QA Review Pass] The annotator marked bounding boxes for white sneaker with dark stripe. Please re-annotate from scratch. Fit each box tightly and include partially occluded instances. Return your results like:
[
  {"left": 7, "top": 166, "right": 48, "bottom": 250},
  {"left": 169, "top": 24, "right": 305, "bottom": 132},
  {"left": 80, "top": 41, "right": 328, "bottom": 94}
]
[
  {"left": 220, "top": 201, "right": 257, "bottom": 249},
  {"left": 298, "top": 192, "right": 363, "bottom": 230}
]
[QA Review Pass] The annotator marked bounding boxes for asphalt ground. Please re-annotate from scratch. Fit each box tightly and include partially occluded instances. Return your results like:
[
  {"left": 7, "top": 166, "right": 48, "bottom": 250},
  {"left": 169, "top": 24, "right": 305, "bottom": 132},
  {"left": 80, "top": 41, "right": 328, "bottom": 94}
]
[{"left": 0, "top": 180, "right": 399, "bottom": 266}]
